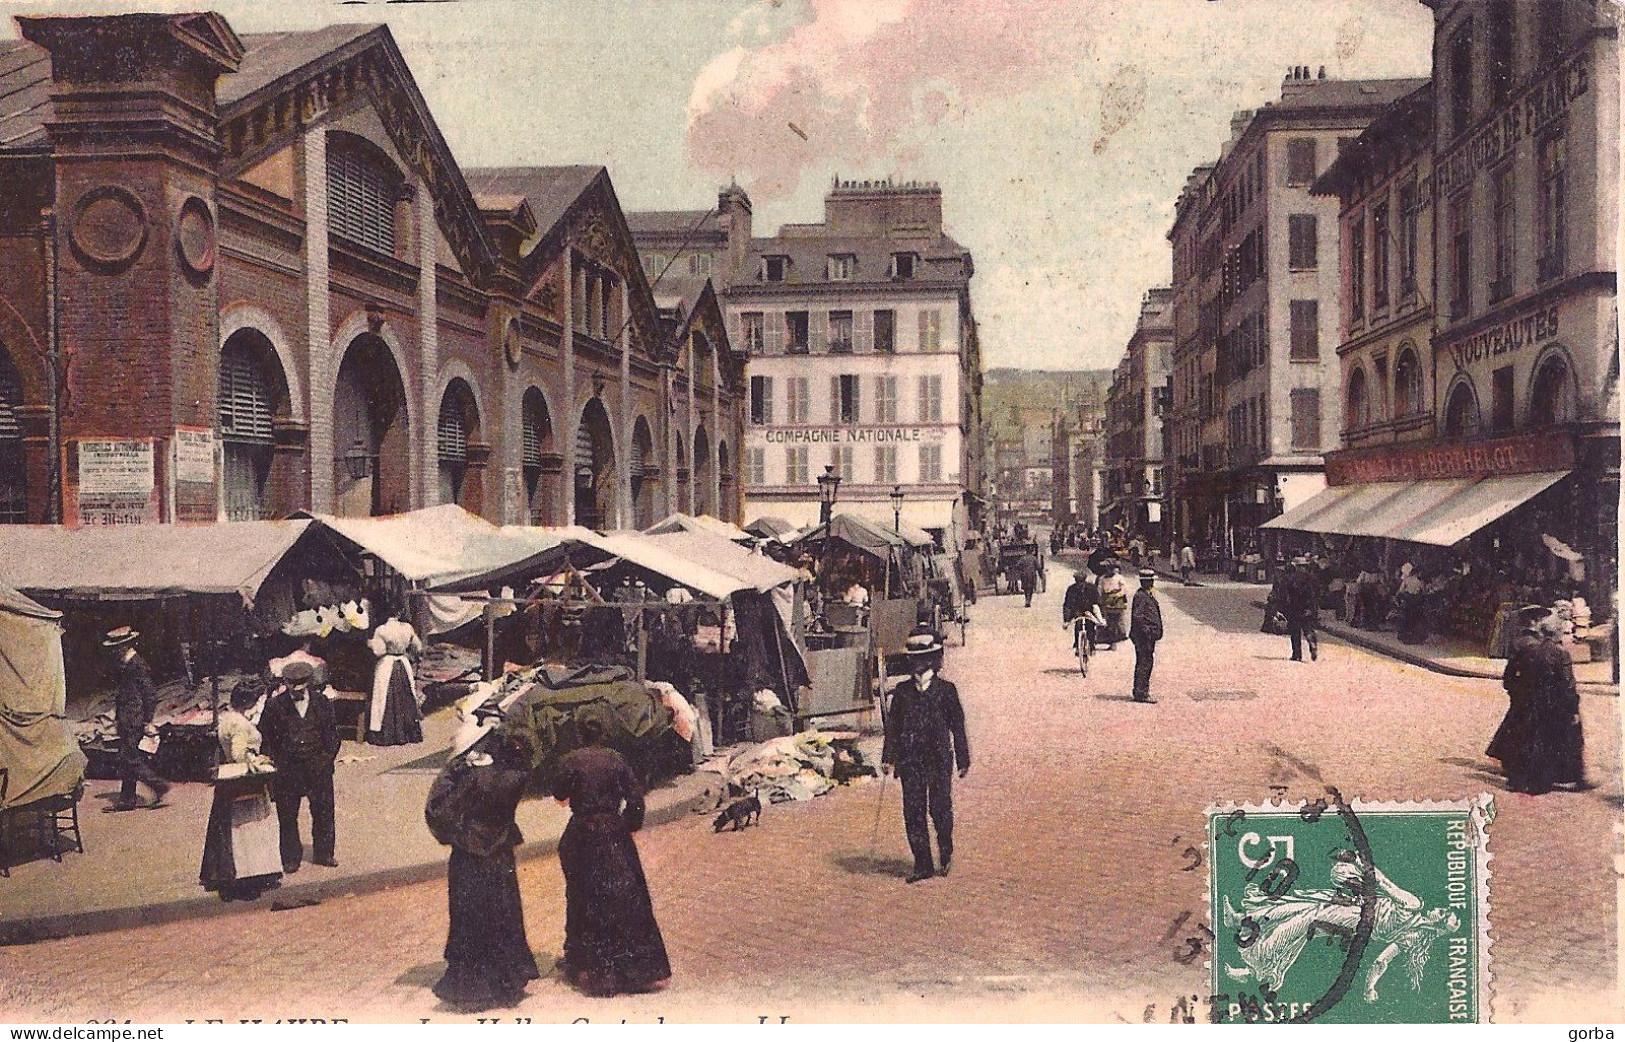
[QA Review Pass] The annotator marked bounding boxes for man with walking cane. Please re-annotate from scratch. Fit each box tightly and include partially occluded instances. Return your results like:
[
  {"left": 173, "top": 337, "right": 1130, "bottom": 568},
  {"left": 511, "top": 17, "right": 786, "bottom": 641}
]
[{"left": 881, "top": 626, "right": 970, "bottom": 884}]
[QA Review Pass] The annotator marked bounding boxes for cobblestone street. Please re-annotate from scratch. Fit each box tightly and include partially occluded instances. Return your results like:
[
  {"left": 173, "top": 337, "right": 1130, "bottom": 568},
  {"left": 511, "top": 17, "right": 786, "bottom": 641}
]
[{"left": 1, "top": 576, "right": 1618, "bottom": 1024}]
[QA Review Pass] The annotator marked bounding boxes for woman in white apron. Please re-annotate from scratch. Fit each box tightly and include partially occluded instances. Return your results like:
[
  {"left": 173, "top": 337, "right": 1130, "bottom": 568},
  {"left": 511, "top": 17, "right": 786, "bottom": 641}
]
[
  {"left": 367, "top": 614, "right": 423, "bottom": 746},
  {"left": 200, "top": 677, "right": 283, "bottom": 900}
]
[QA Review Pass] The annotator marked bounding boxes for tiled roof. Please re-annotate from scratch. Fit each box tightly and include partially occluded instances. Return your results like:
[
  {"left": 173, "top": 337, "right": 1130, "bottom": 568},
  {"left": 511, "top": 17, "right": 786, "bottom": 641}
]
[
  {"left": 0, "top": 39, "right": 51, "bottom": 151},
  {"left": 222, "top": 25, "right": 379, "bottom": 107},
  {"left": 625, "top": 209, "right": 723, "bottom": 236},
  {"left": 0, "top": 24, "right": 382, "bottom": 154},
  {"left": 464, "top": 165, "right": 603, "bottom": 239},
  {"left": 1269, "top": 76, "right": 1428, "bottom": 113},
  {"left": 741, "top": 231, "right": 971, "bottom": 289}
]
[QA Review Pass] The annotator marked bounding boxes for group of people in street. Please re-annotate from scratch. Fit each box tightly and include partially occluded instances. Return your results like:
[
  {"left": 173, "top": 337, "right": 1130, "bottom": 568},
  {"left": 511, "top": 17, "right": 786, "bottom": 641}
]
[
  {"left": 1487, "top": 605, "right": 1590, "bottom": 795},
  {"left": 1059, "top": 562, "right": 1163, "bottom": 702}
]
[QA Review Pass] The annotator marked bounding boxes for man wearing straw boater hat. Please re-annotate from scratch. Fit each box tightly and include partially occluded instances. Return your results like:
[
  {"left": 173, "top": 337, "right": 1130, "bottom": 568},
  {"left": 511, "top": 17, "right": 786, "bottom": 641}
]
[
  {"left": 105, "top": 626, "right": 170, "bottom": 810},
  {"left": 1129, "top": 568, "right": 1164, "bottom": 704},
  {"left": 881, "top": 625, "right": 971, "bottom": 883}
]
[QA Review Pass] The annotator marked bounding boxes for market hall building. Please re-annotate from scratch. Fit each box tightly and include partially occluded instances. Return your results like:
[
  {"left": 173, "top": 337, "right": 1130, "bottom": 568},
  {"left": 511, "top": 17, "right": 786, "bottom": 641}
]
[
  {"left": 0, "top": 11, "right": 746, "bottom": 531},
  {"left": 1267, "top": 1, "right": 1618, "bottom": 658}
]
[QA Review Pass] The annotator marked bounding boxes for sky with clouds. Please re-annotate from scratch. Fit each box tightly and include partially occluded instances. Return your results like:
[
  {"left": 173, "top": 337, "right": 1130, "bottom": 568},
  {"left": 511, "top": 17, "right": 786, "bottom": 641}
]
[{"left": 8, "top": 0, "right": 1436, "bottom": 369}]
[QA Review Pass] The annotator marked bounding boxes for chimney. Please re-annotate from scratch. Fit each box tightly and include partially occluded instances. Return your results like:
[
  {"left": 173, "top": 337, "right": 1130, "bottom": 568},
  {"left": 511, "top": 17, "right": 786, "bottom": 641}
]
[
  {"left": 718, "top": 181, "right": 752, "bottom": 284},
  {"left": 1281, "top": 64, "right": 1316, "bottom": 100}
]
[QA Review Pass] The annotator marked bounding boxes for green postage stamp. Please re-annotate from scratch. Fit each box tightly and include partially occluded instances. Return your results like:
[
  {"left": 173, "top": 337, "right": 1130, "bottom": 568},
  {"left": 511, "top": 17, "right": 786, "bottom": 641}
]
[{"left": 1207, "top": 794, "right": 1494, "bottom": 1024}]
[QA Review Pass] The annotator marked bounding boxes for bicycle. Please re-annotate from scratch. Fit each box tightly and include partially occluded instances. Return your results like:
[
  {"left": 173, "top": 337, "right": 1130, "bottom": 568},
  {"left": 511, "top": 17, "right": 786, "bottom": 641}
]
[{"left": 1068, "top": 613, "right": 1103, "bottom": 677}]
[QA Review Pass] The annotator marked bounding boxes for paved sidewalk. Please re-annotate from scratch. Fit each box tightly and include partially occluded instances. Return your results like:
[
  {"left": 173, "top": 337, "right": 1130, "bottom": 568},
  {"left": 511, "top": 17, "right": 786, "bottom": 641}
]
[{"left": 0, "top": 707, "right": 716, "bottom": 946}]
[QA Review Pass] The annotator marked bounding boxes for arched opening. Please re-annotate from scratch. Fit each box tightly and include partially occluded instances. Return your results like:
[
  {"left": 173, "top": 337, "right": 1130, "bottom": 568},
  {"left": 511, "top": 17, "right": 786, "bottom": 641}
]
[
  {"left": 437, "top": 378, "right": 481, "bottom": 510},
  {"left": 574, "top": 397, "right": 616, "bottom": 530},
  {"left": 521, "top": 387, "right": 555, "bottom": 525},
  {"left": 0, "top": 345, "right": 25, "bottom": 524},
  {"left": 1345, "top": 366, "right": 1370, "bottom": 433},
  {"left": 1394, "top": 347, "right": 1423, "bottom": 418},
  {"left": 631, "top": 416, "right": 657, "bottom": 528},
  {"left": 693, "top": 425, "right": 712, "bottom": 516},
  {"left": 716, "top": 439, "right": 733, "bottom": 522},
  {"left": 333, "top": 333, "right": 410, "bottom": 517},
  {"left": 1528, "top": 353, "right": 1576, "bottom": 427},
  {"left": 1443, "top": 379, "right": 1479, "bottom": 438},
  {"left": 218, "top": 329, "right": 290, "bottom": 521},
  {"left": 674, "top": 432, "right": 689, "bottom": 514},
  {"left": 326, "top": 132, "right": 405, "bottom": 257}
]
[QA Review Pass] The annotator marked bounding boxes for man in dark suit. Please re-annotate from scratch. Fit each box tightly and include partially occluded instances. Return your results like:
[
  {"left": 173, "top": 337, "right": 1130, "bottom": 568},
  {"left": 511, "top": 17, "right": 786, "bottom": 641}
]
[
  {"left": 881, "top": 628, "right": 970, "bottom": 884},
  {"left": 1129, "top": 568, "right": 1164, "bottom": 703},
  {"left": 1282, "top": 558, "right": 1320, "bottom": 662},
  {"left": 105, "top": 627, "right": 170, "bottom": 811},
  {"left": 259, "top": 660, "right": 342, "bottom": 872}
]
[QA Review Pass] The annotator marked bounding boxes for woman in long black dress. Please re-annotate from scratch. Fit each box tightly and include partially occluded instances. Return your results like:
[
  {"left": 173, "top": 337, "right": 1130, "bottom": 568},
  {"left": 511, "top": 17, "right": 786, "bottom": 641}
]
[
  {"left": 554, "top": 719, "right": 671, "bottom": 996},
  {"left": 431, "top": 730, "right": 542, "bottom": 1008}
]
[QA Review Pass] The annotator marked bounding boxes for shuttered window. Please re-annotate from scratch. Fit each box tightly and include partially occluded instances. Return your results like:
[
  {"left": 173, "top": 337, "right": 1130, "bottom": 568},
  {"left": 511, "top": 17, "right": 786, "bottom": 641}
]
[
  {"left": 0, "top": 356, "right": 20, "bottom": 442},
  {"left": 438, "top": 402, "right": 469, "bottom": 462},
  {"left": 0, "top": 355, "right": 24, "bottom": 523},
  {"left": 218, "top": 348, "right": 274, "bottom": 445},
  {"left": 328, "top": 146, "right": 398, "bottom": 255}
]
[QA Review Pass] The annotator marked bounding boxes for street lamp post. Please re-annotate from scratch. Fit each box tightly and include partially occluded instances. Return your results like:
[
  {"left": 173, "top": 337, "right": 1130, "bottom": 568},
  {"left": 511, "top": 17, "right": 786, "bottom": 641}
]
[
  {"left": 890, "top": 483, "right": 904, "bottom": 533},
  {"left": 816, "top": 464, "right": 841, "bottom": 526}
]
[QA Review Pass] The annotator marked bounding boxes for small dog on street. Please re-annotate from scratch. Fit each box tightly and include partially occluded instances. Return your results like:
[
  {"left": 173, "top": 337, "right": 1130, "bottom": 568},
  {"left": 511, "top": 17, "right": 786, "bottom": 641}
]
[{"left": 713, "top": 792, "right": 762, "bottom": 832}]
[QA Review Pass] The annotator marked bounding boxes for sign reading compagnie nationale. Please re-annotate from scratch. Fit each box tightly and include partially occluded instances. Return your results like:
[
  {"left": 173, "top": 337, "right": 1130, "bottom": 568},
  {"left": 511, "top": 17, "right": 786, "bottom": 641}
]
[
  {"left": 1326, "top": 430, "right": 1575, "bottom": 486},
  {"left": 760, "top": 427, "right": 943, "bottom": 444}
]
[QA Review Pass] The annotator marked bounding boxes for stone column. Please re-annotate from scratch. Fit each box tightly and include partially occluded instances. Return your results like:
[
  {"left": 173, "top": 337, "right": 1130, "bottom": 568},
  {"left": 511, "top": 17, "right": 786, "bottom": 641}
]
[
  {"left": 561, "top": 251, "right": 576, "bottom": 524},
  {"left": 684, "top": 332, "right": 695, "bottom": 514},
  {"left": 618, "top": 279, "right": 631, "bottom": 528},
  {"left": 303, "top": 126, "right": 332, "bottom": 513},
  {"left": 416, "top": 184, "right": 437, "bottom": 509}
]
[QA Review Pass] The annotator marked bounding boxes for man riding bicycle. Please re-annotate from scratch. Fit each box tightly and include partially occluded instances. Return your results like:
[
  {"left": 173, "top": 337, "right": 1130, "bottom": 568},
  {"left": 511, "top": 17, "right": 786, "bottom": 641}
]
[{"left": 1063, "top": 569, "right": 1108, "bottom": 662}]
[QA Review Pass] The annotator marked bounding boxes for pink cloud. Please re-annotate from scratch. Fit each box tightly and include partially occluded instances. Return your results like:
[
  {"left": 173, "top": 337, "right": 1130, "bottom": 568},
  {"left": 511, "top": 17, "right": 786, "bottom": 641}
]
[{"left": 684, "top": 0, "right": 1089, "bottom": 200}]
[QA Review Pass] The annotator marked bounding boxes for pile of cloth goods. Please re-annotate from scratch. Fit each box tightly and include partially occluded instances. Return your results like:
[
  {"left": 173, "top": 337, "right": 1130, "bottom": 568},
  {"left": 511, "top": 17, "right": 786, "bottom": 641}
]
[
  {"left": 69, "top": 670, "right": 260, "bottom": 745},
  {"left": 718, "top": 730, "right": 874, "bottom": 804},
  {"left": 455, "top": 663, "right": 701, "bottom": 791}
]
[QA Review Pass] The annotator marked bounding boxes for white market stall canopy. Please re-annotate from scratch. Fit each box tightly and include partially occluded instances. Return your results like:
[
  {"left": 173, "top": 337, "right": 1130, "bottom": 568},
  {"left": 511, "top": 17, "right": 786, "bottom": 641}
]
[
  {"left": 0, "top": 519, "right": 319, "bottom": 603},
  {"left": 308, "top": 504, "right": 598, "bottom": 588},
  {"left": 642, "top": 512, "right": 753, "bottom": 544},
  {"left": 641, "top": 531, "right": 800, "bottom": 593},
  {"left": 1259, "top": 471, "right": 1570, "bottom": 547}
]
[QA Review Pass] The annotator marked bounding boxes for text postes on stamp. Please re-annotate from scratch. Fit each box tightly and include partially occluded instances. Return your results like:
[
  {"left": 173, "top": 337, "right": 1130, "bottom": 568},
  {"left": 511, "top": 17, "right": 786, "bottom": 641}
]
[{"left": 1207, "top": 794, "right": 1493, "bottom": 1024}]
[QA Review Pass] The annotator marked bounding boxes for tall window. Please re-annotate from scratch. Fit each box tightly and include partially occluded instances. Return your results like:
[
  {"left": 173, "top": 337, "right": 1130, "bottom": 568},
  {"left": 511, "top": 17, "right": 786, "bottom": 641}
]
[
  {"left": 833, "top": 444, "right": 854, "bottom": 481},
  {"left": 786, "top": 376, "right": 809, "bottom": 423},
  {"left": 833, "top": 374, "right": 860, "bottom": 424},
  {"left": 689, "top": 252, "right": 713, "bottom": 276},
  {"left": 919, "top": 443, "right": 942, "bottom": 482},
  {"left": 1491, "top": 168, "right": 1515, "bottom": 302},
  {"left": 1491, "top": 365, "right": 1515, "bottom": 431},
  {"left": 1445, "top": 381, "right": 1478, "bottom": 436},
  {"left": 917, "top": 374, "right": 943, "bottom": 421},
  {"left": 1288, "top": 214, "right": 1318, "bottom": 269},
  {"left": 327, "top": 137, "right": 400, "bottom": 255},
  {"left": 437, "top": 383, "right": 475, "bottom": 507},
  {"left": 745, "top": 446, "right": 765, "bottom": 486},
  {"left": 874, "top": 309, "right": 896, "bottom": 353},
  {"left": 1348, "top": 217, "right": 1366, "bottom": 324},
  {"left": 1450, "top": 194, "right": 1472, "bottom": 319},
  {"left": 521, "top": 388, "right": 551, "bottom": 520},
  {"left": 1529, "top": 355, "right": 1574, "bottom": 425},
  {"left": 1488, "top": 1, "right": 1514, "bottom": 105},
  {"left": 1398, "top": 177, "right": 1420, "bottom": 299},
  {"left": 761, "top": 255, "right": 788, "bottom": 282},
  {"left": 917, "top": 309, "right": 942, "bottom": 352},
  {"left": 828, "top": 311, "right": 854, "bottom": 354},
  {"left": 0, "top": 350, "right": 21, "bottom": 524},
  {"left": 750, "top": 375, "right": 773, "bottom": 425},
  {"left": 785, "top": 446, "right": 809, "bottom": 485},
  {"left": 741, "top": 312, "right": 765, "bottom": 354},
  {"left": 827, "top": 254, "right": 855, "bottom": 281},
  {"left": 1449, "top": 25, "right": 1474, "bottom": 139},
  {"left": 1395, "top": 348, "right": 1422, "bottom": 418},
  {"left": 1290, "top": 389, "right": 1321, "bottom": 450},
  {"left": 219, "top": 333, "right": 279, "bottom": 522},
  {"left": 875, "top": 375, "right": 898, "bottom": 423},
  {"left": 1345, "top": 367, "right": 1371, "bottom": 432},
  {"left": 1538, "top": 134, "right": 1568, "bottom": 281},
  {"left": 765, "top": 312, "right": 785, "bottom": 354},
  {"left": 1371, "top": 201, "right": 1391, "bottom": 310},
  {"left": 1290, "top": 300, "right": 1320, "bottom": 360},
  {"left": 1285, "top": 139, "right": 1317, "bottom": 185},
  {"left": 874, "top": 445, "right": 897, "bottom": 484},
  {"left": 891, "top": 253, "right": 917, "bottom": 279},
  {"left": 786, "top": 311, "right": 809, "bottom": 354}
]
